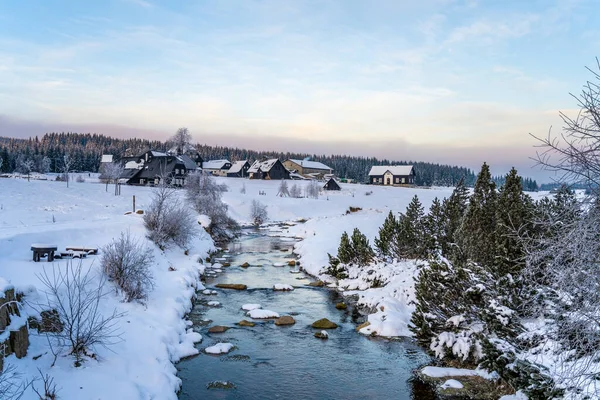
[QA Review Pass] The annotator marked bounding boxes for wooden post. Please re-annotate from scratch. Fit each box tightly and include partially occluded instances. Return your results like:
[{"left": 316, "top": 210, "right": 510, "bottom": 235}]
[{"left": 133, "top": 195, "right": 136, "bottom": 212}]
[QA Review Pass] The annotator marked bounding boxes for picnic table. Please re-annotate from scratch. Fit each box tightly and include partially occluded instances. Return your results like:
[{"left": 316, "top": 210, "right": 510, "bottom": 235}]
[{"left": 31, "top": 244, "right": 58, "bottom": 262}]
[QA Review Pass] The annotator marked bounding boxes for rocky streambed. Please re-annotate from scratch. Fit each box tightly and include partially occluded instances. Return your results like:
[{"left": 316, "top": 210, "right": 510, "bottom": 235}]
[{"left": 177, "top": 230, "right": 435, "bottom": 399}]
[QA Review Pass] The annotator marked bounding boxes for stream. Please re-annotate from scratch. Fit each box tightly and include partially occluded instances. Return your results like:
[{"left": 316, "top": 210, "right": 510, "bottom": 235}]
[{"left": 177, "top": 230, "right": 435, "bottom": 399}]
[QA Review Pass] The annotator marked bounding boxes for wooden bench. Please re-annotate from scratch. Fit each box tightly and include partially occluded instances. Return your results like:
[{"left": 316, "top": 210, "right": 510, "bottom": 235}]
[
  {"left": 31, "top": 244, "right": 58, "bottom": 262},
  {"left": 65, "top": 246, "right": 98, "bottom": 255}
]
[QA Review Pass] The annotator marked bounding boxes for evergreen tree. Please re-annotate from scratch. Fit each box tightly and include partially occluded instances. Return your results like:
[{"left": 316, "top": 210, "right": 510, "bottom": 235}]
[
  {"left": 392, "top": 195, "right": 426, "bottom": 259},
  {"left": 350, "top": 228, "right": 375, "bottom": 267},
  {"left": 457, "top": 162, "right": 497, "bottom": 266},
  {"left": 374, "top": 211, "right": 398, "bottom": 259},
  {"left": 441, "top": 178, "right": 470, "bottom": 258},
  {"left": 337, "top": 231, "right": 353, "bottom": 264},
  {"left": 423, "top": 197, "right": 445, "bottom": 256},
  {"left": 324, "top": 253, "right": 348, "bottom": 279}
]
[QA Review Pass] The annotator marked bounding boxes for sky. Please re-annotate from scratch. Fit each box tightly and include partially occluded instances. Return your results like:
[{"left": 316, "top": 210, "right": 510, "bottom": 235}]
[{"left": 1, "top": 0, "right": 599, "bottom": 181}]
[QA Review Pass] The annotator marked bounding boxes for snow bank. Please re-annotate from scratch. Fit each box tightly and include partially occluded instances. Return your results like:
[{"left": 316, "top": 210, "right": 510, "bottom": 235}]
[
  {"left": 242, "top": 303, "right": 262, "bottom": 311},
  {"left": 421, "top": 366, "right": 497, "bottom": 380},
  {"left": 0, "top": 179, "right": 215, "bottom": 400},
  {"left": 205, "top": 343, "right": 234, "bottom": 355},
  {"left": 247, "top": 309, "right": 280, "bottom": 319}
]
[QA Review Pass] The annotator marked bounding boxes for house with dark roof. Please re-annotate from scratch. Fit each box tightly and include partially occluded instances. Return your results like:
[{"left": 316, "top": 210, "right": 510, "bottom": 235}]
[
  {"left": 248, "top": 159, "right": 290, "bottom": 180},
  {"left": 368, "top": 165, "right": 415, "bottom": 186},
  {"left": 323, "top": 178, "right": 341, "bottom": 191},
  {"left": 119, "top": 150, "right": 193, "bottom": 187},
  {"left": 226, "top": 160, "right": 251, "bottom": 178}
]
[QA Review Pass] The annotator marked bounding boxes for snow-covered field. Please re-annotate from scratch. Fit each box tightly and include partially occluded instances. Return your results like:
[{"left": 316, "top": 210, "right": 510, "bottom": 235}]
[{"left": 0, "top": 175, "right": 549, "bottom": 398}]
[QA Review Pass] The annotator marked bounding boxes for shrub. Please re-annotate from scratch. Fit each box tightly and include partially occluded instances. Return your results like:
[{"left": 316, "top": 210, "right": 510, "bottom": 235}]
[
  {"left": 101, "top": 231, "right": 155, "bottom": 302},
  {"left": 305, "top": 180, "right": 320, "bottom": 199},
  {"left": 250, "top": 200, "right": 268, "bottom": 226},
  {"left": 290, "top": 184, "right": 302, "bottom": 198},
  {"left": 144, "top": 182, "right": 197, "bottom": 249},
  {"left": 36, "top": 260, "right": 123, "bottom": 366},
  {"left": 76, "top": 175, "right": 85, "bottom": 183}
]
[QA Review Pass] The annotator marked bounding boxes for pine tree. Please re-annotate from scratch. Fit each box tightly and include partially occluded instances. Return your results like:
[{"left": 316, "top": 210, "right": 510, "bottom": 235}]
[
  {"left": 441, "top": 177, "right": 470, "bottom": 257},
  {"left": 337, "top": 232, "right": 353, "bottom": 264},
  {"left": 457, "top": 162, "right": 497, "bottom": 266},
  {"left": 393, "top": 195, "right": 426, "bottom": 259},
  {"left": 423, "top": 198, "right": 445, "bottom": 256},
  {"left": 374, "top": 211, "right": 398, "bottom": 259},
  {"left": 324, "top": 253, "right": 348, "bottom": 279},
  {"left": 350, "top": 228, "right": 375, "bottom": 267}
]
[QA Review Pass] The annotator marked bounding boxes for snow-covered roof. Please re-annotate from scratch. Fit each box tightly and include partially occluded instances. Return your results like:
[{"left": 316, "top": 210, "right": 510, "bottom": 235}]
[
  {"left": 227, "top": 160, "right": 248, "bottom": 174},
  {"left": 287, "top": 159, "right": 332, "bottom": 171},
  {"left": 248, "top": 159, "right": 279, "bottom": 173},
  {"left": 202, "top": 160, "right": 231, "bottom": 170},
  {"left": 167, "top": 143, "right": 197, "bottom": 155},
  {"left": 150, "top": 151, "right": 167, "bottom": 157},
  {"left": 124, "top": 160, "right": 144, "bottom": 170},
  {"left": 368, "top": 165, "right": 414, "bottom": 176},
  {"left": 101, "top": 154, "right": 113, "bottom": 163},
  {"left": 177, "top": 155, "right": 198, "bottom": 170}
]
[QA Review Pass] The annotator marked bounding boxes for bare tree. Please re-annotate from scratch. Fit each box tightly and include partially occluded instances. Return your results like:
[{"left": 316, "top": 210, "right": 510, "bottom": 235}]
[
  {"left": 36, "top": 260, "right": 124, "bottom": 367},
  {"left": 305, "top": 180, "right": 320, "bottom": 199},
  {"left": 168, "top": 127, "right": 192, "bottom": 155},
  {"left": 290, "top": 183, "right": 302, "bottom": 198},
  {"left": 144, "top": 178, "right": 197, "bottom": 249},
  {"left": 277, "top": 180, "right": 290, "bottom": 197},
  {"left": 62, "top": 154, "right": 73, "bottom": 188},
  {"left": 101, "top": 231, "right": 155, "bottom": 302},
  {"left": 532, "top": 58, "right": 600, "bottom": 190},
  {"left": 250, "top": 199, "right": 268, "bottom": 226},
  {"left": 0, "top": 363, "right": 32, "bottom": 400},
  {"left": 102, "top": 162, "right": 124, "bottom": 194},
  {"left": 16, "top": 154, "right": 35, "bottom": 181}
]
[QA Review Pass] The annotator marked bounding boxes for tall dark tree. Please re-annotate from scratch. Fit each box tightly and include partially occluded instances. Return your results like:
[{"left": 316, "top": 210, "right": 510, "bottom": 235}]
[
  {"left": 457, "top": 162, "right": 497, "bottom": 266},
  {"left": 441, "top": 178, "right": 470, "bottom": 257},
  {"left": 374, "top": 211, "right": 398, "bottom": 259}
]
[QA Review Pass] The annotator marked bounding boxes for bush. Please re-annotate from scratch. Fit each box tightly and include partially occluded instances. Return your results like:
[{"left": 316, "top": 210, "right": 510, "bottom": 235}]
[
  {"left": 36, "top": 260, "right": 123, "bottom": 366},
  {"left": 305, "top": 180, "right": 320, "bottom": 199},
  {"left": 144, "top": 182, "right": 197, "bottom": 249},
  {"left": 290, "top": 184, "right": 302, "bottom": 198},
  {"left": 250, "top": 200, "right": 268, "bottom": 226},
  {"left": 184, "top": 172, "right": 238, "bottom": 241},
  {"left": 101, "top": 231, "right": 155, "bottom": 302}
]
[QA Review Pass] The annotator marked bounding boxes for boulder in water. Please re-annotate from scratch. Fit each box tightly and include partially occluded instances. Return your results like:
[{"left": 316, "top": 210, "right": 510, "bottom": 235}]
[
  {"left": 215, "top": 283, "right": 247, "bottom": 290},
  {"left": 237, "top": 320, "right": 256, "bottom": 327},
  {"left": 336, "top": 302, "right": 347, "bottom": 310},
  {"left": 275, "top": 316, "right": 296, "bottom": 326},
  {"left": 208, "top": 325, "right": 229, "bottom": 333},
  {"left": 312, "top": 318, "right": 338, "bottom": 329},
  {"left": 314, "top": 330, "right": 329, "bottom": 339}
]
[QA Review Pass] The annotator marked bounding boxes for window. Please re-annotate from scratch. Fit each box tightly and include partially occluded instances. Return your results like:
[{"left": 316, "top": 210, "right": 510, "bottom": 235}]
[
  {"left": 395, "top": 177, "right": 399, "bottom": 183},
  {"left": 155, "top": 178, "right": 159, "bottom": 185},
  {"left": 402, "top": 177, "right": 405, "bottom": 184}
]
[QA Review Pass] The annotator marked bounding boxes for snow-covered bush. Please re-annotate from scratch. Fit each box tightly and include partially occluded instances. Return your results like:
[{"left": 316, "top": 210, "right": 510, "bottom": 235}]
[
  {"left": 184, "top": 172, "right": 238, "bottom": 241},
  {"left": 101, "top": 231, "right": 155, "bottom": 302},
  {"left": 325, "top": 228, "right": 375, "bottom": 280},
  {"left": 305, "top": 180, "right": 320, "bottom": 199},
  {"left": 144, "top": 182, "right": 197, "bottom": 249},
  {"left": 277, "top": 180, "right": 290, "bottom": 197},
  {"left": 290, "top": 184, "right": 302, "bottom": 198},
  {"left": 76, "top": 175, "right": 85, "bottom": 183},
  {"left": 36, "top": 260, "right": 123, "bottom": 366},
  {"left": 250, "top": 199, "right": 268, "bottom": 226}
]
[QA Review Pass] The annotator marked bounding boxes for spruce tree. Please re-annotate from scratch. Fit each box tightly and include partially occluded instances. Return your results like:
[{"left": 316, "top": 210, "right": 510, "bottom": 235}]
[
  {"left": 337, "top": 231, "right": 353, "bottom": 264},
  {"left": 457, "top": 162, "right": 497, "bottom": 267},
  {"left": 350, "top": 228, "right": 375, "bottom": 267},
  {"left": 393, "top": 195, "right": 425, "bottom": 259},
  {"left": 441, "top": 177, "right": 470, "bottom": 257},
  {"left": 424, "top": 197, "right": 445, "bottom": 256},
  {"left": 375, "top": 211, "right": 398, "bottom": 259}
]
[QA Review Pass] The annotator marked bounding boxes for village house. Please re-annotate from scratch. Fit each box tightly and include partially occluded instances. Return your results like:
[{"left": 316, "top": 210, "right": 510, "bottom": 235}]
[
  {"left": 283, "top": 159, "right": 333, "bottom": 179},
  {"left": 202, "top": 159, "right": 232, "bottom": 177},
  {"left": 226, "top": 160, "right": 251, "bottom": 178},
  {"left": 119, "top": 150, "right": 193, "bottom": 186},
  {"left": 323, "top": 177, "right": 341, "bottom": 191},
  {"left": 248, "top": 159, "right": 290, "bottom": 180},
  {"left": 368, "top": 165, "right": 415, "bottom": 186}
]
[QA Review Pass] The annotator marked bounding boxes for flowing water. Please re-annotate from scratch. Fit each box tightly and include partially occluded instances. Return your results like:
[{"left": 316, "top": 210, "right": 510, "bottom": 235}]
[{"left": 177, "top": 231, "right": 435, "bottom": 399}]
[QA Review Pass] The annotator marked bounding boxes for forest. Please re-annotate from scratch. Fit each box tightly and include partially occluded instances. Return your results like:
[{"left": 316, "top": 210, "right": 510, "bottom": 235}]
[{"left": 0, "top": 132, "right": 531, "bottom": 188}]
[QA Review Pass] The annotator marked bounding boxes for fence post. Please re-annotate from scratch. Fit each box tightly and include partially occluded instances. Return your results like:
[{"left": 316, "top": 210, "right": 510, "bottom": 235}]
[{"left": 133, "top": 195, "right": 136, "bottom": 212}]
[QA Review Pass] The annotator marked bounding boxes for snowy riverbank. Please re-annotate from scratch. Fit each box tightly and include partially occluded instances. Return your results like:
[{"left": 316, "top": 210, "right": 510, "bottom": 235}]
[{"left": 0, "top": 178, "right": 215, "bottom": 399}]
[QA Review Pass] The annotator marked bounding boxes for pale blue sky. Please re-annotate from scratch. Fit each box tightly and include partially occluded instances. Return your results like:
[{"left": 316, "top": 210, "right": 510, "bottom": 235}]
[{"left": 1, "top": 0, "right": 599, "bottom": 179}]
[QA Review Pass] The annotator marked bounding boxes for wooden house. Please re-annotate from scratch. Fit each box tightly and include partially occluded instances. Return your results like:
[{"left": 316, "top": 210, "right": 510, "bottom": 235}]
[
  {"left": 226, "top": 160, "right": 251, "bottom": 177},
  {"left": 323, "top": 178, "right": 341, "bottom": 191},
  {"left": 202, "top": 160, "right": 232, "bottom": 177},
  {"left": 283, "top": 159, "right": 333, "bottom": 178},
  {"left": 248, "top": 159, "right": 290, "bottom": 180},
  {"left": 368, "top": 165, "right": 415, "bottom": 186},
  {"left": 119, "top": 150, "right": 191, "bottom": 186}
]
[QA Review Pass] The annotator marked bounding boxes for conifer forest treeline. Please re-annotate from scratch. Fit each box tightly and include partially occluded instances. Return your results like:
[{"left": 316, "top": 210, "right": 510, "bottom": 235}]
[{"left": 0, "top": 132, "right": 518, "bottom": 188}]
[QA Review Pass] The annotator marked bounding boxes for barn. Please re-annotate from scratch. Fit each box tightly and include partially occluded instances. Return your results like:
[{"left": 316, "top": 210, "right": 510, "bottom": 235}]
[
  {"left": 248, "top": 159, "right": 290, "bottom": 180},
  {"left": 323, "top": 178, "right": 341, "bottom": 191},
  {"left": 226, "top": 160, "right": 251, "bottom": 178}
]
